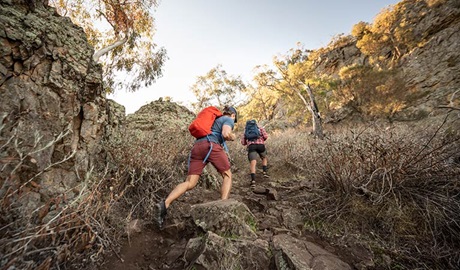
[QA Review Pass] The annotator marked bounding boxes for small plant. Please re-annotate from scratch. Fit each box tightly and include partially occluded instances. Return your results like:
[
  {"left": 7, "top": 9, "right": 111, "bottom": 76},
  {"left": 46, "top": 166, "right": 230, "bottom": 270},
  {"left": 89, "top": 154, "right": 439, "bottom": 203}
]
[{"left": 246, "top": 216, "right": 258, "bottom": 233}]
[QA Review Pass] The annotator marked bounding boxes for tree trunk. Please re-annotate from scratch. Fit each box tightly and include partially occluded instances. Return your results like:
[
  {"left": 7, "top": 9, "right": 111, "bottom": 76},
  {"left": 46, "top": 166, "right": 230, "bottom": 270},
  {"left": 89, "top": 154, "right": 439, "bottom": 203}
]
[
  {"left": 271, "top": 63, "right": 325, "bottom": 138},
  {"left": 290, "top": 83, "right": 324, "bottom": 139},
  {"left": 306, "top": 84, "right": 324, "bottom": 139},
  {"left": 93, "top": 36, "right": 128, "bottom": 62}
]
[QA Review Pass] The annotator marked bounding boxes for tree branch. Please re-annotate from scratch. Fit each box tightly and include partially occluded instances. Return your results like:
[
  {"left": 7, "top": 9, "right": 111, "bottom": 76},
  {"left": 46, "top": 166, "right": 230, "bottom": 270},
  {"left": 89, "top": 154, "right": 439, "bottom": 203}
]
[
  {"left": 93, "top": 36, "right": 128, "bottom": 62},
  {"left": 437, "top": 90, "right": 460, "bottom": 111},
  {"left": 437, "top": 106, "right": 460, "bottom": 111}
]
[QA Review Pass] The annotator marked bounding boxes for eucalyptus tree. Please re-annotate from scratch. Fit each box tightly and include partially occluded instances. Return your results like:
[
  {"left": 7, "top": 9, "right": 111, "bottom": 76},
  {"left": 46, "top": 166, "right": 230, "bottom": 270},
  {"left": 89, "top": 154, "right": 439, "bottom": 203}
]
[
  {"left": 240, "top": 69, "right": 281, "bottom": 123},
  {"left": 254, "top": 46, "right": 325, "bottom": 139},
  {"left": 352, "top": 1, "right": 418, "bottom": 66},
  {"left": 190, "top": 65, "right": 246, "bottom": 112},
  {"left": 49, "top": 0, "right": 167, "bottom": 92}
]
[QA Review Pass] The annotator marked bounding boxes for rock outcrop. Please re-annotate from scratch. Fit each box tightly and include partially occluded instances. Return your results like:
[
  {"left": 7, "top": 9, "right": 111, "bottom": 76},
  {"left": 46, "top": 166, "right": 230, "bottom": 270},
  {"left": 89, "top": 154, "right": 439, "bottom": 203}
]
[
  {"left": 312, "top": 0, "right": 460, "bottom": 121},
  {"left": 397, "top": 0, "right": 460, "bottom": 119},
  {"left": 190, "top": 199, "right": 258, "bottom": 239},
  {"left": 0, "top": 0, "right": 107, "bottom": 228},
  {"left": 181, "top": 199, "right": 352, "bottom": 270},
  {"left": 125, "top": 98, "right": 195, "bottom": 137}
]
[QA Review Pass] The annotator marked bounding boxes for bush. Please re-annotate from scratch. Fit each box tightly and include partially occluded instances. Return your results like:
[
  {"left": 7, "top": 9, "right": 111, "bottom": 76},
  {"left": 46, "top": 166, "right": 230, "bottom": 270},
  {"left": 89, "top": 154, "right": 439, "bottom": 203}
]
[
  {"left": 103, "top": 127, "right": 193, "bottom": 222},
  {"left": 268, "top": 116, "right": 460, "bottom": 269},
  {"left": 0, "top": 122, "right": 193, "bottom": 269}
]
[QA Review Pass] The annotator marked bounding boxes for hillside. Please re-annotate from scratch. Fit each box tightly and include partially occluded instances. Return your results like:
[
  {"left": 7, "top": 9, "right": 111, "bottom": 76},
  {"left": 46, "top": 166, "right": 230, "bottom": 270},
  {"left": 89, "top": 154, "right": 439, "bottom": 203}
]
[
  {"left": 251, "top": 0, "right": 460, "bottom": 126},
  {"left": 0, "top": 0, "right": 459, "bottom": 270}
]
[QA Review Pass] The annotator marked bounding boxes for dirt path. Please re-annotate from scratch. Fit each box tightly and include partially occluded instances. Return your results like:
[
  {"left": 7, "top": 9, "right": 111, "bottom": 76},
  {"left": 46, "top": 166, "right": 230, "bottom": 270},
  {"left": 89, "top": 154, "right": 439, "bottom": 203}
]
[
  {"left": 93, "top": 168, "right": 358, "bottom": 270},
  {"left": 96, "top": 176, "right": 260, "bottom": 269}
]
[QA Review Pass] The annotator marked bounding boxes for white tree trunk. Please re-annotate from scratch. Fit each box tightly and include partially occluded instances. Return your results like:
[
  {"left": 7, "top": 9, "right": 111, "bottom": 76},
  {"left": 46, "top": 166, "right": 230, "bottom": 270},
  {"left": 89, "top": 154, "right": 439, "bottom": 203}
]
[
  {"left": 92, "top": 37, "right": 128, "bottom": 62},
  {"left": 306, "top": 84, "right": 324, "bottom": 139}
]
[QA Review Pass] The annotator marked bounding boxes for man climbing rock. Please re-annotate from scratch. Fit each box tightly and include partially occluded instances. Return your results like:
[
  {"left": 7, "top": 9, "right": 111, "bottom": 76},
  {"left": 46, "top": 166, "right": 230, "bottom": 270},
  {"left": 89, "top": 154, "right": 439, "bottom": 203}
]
[{"left": 156, "top": 106, "right": 238, "bottom": 228}]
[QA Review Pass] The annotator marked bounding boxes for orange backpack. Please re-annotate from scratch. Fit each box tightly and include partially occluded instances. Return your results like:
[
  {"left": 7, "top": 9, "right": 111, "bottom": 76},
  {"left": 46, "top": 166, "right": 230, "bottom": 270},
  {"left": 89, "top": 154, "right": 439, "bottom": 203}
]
[{"left": 188, "top": 106, "right": 223, "bottom": 138}]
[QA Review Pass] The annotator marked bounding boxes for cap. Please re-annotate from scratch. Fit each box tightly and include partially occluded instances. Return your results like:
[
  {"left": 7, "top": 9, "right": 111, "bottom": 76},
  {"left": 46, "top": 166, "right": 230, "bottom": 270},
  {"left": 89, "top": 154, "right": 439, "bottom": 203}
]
[{"left": 229, "top": 106, "right": 238, "bottom": 123}]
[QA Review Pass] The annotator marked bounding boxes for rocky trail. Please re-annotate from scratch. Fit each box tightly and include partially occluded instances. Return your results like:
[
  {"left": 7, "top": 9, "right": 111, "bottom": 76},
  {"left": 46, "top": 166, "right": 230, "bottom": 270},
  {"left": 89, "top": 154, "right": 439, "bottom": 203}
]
[{"left": 94, "top": 167, "right": 372, "bottom": 270}]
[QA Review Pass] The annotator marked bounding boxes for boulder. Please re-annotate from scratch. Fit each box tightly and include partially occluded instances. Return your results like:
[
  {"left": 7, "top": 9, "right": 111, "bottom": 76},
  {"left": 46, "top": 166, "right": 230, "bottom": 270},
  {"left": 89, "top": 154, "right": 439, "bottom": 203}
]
[
  {"left": 273, "top": 234, "right": 352, "bottom": 270},
  {"left": 183, "top": 231, "right": 270, "bottom": 270},
  {"left": 190, "top": 199, "right": 257, "bottom": 239}
]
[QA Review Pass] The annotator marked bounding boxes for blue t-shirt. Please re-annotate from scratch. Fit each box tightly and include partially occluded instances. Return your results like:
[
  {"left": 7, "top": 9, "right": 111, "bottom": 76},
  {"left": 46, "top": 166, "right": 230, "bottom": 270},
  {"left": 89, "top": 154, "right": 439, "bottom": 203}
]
[{"left": 196, "top": 116, "right": 234, "bottom": 144}]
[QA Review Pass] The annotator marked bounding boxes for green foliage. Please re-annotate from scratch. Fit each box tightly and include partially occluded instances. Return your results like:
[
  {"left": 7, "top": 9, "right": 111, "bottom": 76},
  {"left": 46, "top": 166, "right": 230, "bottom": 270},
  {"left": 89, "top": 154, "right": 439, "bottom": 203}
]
[
  {"left": 191, "top": 64, "right": 246, "bottom": 112},
  {"left": 220, "top": 231, "right": 239, "bottom": 240},
  {"left": 263, "top": 46, "right": 321, "bottom": 121},
  {"left": 49, "top": 0, "right": 167, "bottom": 93},
  {"left": 326, "top": 33, "right": 356, "bottom": 49},
  {"left": 222, "top": 0, "right": 449, "bottom": 125},
  {"left": 425, "top": 0, "right": 447, "bottom": 7},
  {"left": 333, "top": 64, "right": 406, "bottom": 117},
  {"left": 351, "top": 21, "right": 370, "bottom": 40},
  {"left": 354, "top": 1, "right": 421, "bottom": 65},
  {"left": 244, "top": 44, "right": 336, "bottom": 130},
  {"left": 246, "top": 216, "right": 258, "bottom": 232},
  {"left": 238, "top": 65, "right": 281, "bottom": 123}
]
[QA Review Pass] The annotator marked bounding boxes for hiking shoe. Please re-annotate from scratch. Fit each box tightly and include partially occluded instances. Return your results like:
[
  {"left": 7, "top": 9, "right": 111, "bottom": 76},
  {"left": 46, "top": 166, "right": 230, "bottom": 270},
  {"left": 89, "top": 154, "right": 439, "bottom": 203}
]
[
  {"left": 263, "top": 172, "right": 270, "bottom": 178},
  {"left": 156, "top": 200, "right": 167, "bottom": 229},
  {"left": 250, "top": 180, "right": 256, "bottom": 187}
]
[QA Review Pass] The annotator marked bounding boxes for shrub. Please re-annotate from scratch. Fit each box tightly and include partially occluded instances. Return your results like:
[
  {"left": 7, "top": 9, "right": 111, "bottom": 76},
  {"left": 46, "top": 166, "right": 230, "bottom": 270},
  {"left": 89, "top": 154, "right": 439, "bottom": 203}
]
[
  {"left": 0, "top": 122, "right": 193, "bottom": 269},
  {"left": 268, "top": 116, "right": 460, "bottom": 269},
  {"left": 103, "top": 127, "right": 193, "bottom": 221}
]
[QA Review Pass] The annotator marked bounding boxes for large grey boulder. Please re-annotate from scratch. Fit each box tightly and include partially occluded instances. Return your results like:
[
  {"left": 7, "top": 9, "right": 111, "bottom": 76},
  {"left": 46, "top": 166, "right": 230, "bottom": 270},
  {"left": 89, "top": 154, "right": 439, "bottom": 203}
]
[
  {"left": 183, "top": 231, "right": 271, "bottom": 270},
  {"left": 190, "top": 199, "right": 258, "bottom": 239},
  {"left": 273, "top": 234, "right": 352, "bottom": 270}
]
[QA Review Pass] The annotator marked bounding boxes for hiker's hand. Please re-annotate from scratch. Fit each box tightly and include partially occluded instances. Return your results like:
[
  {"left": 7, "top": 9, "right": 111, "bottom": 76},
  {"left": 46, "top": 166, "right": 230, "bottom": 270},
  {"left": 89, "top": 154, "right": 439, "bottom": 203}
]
[
  {"left": 226, "top": 133, "right": 236, "bottom": 141},
  {"left": 222, "top": 125, "right": 235, "bottom": 141}
]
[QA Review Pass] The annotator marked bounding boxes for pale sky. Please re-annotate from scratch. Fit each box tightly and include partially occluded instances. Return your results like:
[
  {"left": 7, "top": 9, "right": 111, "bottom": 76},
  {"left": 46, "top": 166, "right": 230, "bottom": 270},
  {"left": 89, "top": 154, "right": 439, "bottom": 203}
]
[{"left": 108, "top": 0, "right": 401, "bottom": 114}]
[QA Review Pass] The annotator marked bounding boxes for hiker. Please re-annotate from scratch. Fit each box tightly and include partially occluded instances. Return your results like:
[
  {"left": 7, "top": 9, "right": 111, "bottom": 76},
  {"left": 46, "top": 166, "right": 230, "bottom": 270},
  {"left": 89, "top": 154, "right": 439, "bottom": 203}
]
[
  {"left": 156, "top": 106, "right": 238, "bottom": 228},
  {"left": 241, "top": 120, "right": 269, "bottom": 185}
]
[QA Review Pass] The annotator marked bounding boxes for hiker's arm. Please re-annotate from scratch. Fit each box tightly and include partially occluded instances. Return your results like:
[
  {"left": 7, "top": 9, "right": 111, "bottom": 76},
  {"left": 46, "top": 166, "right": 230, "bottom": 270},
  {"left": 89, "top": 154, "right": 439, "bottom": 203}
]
[
  {"left": 222, "top": 125, "right": 236, "bottom": 141},
  {"left": 260, "top": 127, "right": 268, "bottom": 140},
  {"left": 240, "top": 134, "right": 247, "bottom": 145}
]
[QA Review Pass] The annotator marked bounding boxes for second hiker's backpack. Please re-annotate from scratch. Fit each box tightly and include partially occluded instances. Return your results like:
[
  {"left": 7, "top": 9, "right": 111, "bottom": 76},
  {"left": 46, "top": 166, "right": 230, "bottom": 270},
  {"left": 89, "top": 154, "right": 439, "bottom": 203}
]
[
  {"left": 244, "top": 120, "right": 261, "bottom": 141},
  {"left": 188, "top": 106, "right": 223, "bottom": 138}
]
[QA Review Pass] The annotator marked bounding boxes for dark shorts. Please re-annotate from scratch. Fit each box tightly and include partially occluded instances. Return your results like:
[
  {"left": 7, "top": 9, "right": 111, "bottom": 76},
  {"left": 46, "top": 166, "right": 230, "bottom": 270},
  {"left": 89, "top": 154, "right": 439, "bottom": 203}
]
[
  {"left": 188, "top": 141, "right": 230, "bottom": 175},
  {"left": 247, "top": 144, "right": 267, "bottom": 161}
]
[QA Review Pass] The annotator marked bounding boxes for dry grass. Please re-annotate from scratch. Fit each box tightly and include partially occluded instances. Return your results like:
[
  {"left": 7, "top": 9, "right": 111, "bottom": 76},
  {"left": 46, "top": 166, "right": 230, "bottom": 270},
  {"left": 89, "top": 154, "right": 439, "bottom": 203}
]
[
  {"left": 2, "top": 108, "right": 459, "bottom": 269},
  {"left": 0, "top": 127, "right": 116, "bottom": 269},
  {"left": 268, "top": 114, "right": 460, "bottom": 269},
  {"left": 103, "top": 128, "right": 193, "bottom": 220},
  {"left": 0, "top": 124, "right": 192, "bottom": 269}
]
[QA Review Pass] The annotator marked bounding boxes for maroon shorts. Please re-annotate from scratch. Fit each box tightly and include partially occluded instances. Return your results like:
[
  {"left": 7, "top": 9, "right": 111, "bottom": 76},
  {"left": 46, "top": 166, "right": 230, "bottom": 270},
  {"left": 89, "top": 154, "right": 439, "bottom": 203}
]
[{"left": 188, "top": 141, "right": 230, "bottom": 175}]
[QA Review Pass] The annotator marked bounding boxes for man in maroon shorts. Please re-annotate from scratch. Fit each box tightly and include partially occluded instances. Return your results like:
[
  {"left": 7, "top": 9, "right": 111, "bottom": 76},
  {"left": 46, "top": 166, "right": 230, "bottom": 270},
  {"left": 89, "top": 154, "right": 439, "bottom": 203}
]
[{"left": 156, "top": 106, "right": 238, "bottom": 228}]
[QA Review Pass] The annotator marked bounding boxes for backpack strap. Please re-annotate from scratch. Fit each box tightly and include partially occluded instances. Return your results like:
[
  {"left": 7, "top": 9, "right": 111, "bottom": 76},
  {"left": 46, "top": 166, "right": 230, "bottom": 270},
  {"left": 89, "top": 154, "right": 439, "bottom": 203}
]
[
  {"left": 187, "top": 131, "right": 229, "bottom": 168},
  {"left": 187, "top": 135, "right": 214, "bottom": 169},
  {"left": 202, "top": 135, "right": 214, "bottom": 163},
  {"left": 202, "top": 132, "right": 228, "bottom": 164}
]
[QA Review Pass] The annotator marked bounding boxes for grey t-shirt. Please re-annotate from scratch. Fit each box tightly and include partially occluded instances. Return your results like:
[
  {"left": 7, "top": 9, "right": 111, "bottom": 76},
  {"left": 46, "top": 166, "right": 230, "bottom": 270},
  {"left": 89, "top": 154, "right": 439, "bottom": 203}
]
[{"left": 196, "top": 116, "right": 234, "bottom": 144}]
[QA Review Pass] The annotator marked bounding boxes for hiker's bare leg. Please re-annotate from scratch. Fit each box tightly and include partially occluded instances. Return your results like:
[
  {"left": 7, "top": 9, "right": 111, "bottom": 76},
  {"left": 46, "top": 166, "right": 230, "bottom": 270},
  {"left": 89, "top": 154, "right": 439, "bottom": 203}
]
[
  {"left": 262, "top": 157, "right": 268, "bottom": 167},
  {"left": 164, "top": 174, "right": 200, "bottom": 208},
  {"left": 250, "top": 160, "right": 257, "bottom": 174},
  {"left": 220, "top": 169, "right": 232, "bottom": 200}
]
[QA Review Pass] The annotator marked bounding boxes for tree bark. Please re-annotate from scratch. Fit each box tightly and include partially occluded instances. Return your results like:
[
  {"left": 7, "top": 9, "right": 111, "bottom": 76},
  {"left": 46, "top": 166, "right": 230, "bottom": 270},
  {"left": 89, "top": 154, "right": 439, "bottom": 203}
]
[
  {"left": 306, "top": 84, "right": 324, "bottom": 139},
  {"left": 92, "top": 37, "right": 128, "bottom": 62},
  {"left": 289, "top": 83, "right": 324, "bottom": 139}
]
